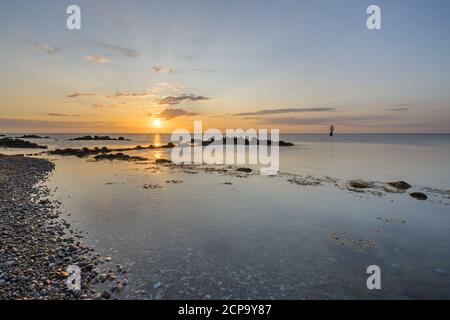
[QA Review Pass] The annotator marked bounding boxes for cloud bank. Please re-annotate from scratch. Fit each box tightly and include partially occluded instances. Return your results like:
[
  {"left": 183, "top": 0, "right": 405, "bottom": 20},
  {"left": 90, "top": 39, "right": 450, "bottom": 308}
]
[
  {"left": 234, "top": 107, "right": 335, "bottom": 116},
  {"left": 158, "top": 94, "right": 210, "bottom": 105},
  {"left": 158, "top": 108, "right": 199, "bottom": 120}
]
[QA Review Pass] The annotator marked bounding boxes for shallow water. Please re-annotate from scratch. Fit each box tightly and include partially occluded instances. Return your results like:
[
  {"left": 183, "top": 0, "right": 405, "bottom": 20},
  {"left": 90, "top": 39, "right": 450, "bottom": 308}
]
[{"left": 3, "top": 133, "right": 450, "bottom": 299}]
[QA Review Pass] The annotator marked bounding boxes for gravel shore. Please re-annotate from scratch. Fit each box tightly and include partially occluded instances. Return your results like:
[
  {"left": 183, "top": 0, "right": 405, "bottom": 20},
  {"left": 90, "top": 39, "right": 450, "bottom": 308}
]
[{"left": 0, "top": 154, "right": 125, "bottom": 300}]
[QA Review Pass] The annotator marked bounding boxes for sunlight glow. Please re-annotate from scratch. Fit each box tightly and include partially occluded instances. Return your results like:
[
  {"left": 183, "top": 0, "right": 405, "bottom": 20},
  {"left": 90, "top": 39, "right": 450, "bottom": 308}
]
[{"left": 152, "top": 118, "right": 162, "bottom": 128}]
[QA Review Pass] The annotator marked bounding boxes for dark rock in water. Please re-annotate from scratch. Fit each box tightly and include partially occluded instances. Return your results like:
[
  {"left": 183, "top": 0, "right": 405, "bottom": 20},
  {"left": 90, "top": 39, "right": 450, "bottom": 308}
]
[
  {"left": 155, "top": 158, "right": 172, "bottom": 164},
  {"left": 70, "top": 135, "right": 130, "bottom": 141},
  {"left": 94, "top": 153, "right": 147, "bottom": 161},
  {"left": 388, "top": 181, "right": 412, "bottom": 190},
  {"left": 236, "top": 167, "right": 252, "bottom": 173},
  {"left": 191, "top": 137, "right": 294, "bottom": 147},
  {"left": 49, "top": 147, "right": 109, "bottom": 157},
  {"left": 410, "top": 192, "right": 428, "bottom": 200},
  {"left": 349, "top": 180, "right": 371, "bottom": 189},
  {"left": 278, "top": 140, "right": 294, "bottom": 147},
  {"left": 0, "top": 138, "right": 47, "bottom": 149},
  {"left": 49, "top": 143, "right": 174, "bottom": 158},
  {"left": 165, "top": 179, "right": 183, "bottom": 184},
  {"left": 162, "top": 142, "right": 175, "bottom": 148},
  {"left": 16, "top": 134, "right": 47, "bottom": 139}
]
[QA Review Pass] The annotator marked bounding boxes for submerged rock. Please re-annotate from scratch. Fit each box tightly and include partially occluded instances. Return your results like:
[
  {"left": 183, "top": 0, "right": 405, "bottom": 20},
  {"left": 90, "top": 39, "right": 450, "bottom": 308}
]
[
  {"left": 410, "top": 192, "right": 428, "bottom": 201},
  {"left": 143, "top": 184, "right": 162, "bottom": 189},
  {"left": 165, "top": 179, "right": 183, "bottom": 184},
  {"left": 348, "top": 180, "right": 372, "bottom": 189},
  {"left": 94, "top": 153, "right": 147, "bottom": 161},
  {"left": 155, "top": 158, "right": 172, "bottom": 164},
  {"left": 388, "top": 181, "right": 412, "bottom": 190}
]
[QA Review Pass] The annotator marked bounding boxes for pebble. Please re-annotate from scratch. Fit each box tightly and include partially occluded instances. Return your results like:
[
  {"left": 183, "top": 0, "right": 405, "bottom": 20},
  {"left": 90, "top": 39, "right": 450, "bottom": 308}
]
[
  {"left": 0, "top": 156, "right": 127, "bottom": 300},
  {"left": 102, "top": 289, "right": 112, "bottom": 299}
]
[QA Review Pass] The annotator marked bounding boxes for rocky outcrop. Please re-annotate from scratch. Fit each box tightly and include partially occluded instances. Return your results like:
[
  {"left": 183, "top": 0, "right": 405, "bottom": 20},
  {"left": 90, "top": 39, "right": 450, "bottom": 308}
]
[
  {"left": 410, "top": 192, "right": 428, "bottom": 201},
  {"left": 94, "top": 153, "right": 148, "bottom": 161},
  {"left": 191, "top": 137, "right": 294, "bottom": 147},
  {"left": 348, "top": 180, "right": 372, "bottom": 189},
  {"left": 49, "top": 143, "right": 175, "bottom": 158},
  {"left": 70, "top": 135, "right": 129, "bottom": 141},
  {"left": 388, "top": 181, "right": 412, "bottom": 190},
  {"left": 0, "top": 138, "right": 47, "bottom": 149},
  {"left": 16, "top": 135, "right": 50, "bottom": 139}
]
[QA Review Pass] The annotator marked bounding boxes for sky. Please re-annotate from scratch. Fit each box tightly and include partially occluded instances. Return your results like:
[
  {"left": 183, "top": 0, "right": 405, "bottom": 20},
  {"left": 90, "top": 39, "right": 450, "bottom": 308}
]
[{"left": 0, "top": 0, "right": 450, "bottom": 133}]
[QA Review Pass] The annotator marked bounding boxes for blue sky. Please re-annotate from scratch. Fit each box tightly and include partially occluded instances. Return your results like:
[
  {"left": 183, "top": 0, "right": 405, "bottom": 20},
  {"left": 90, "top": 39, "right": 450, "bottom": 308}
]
[{"left": 0, "top": 0, "right": 449, "bottom": 132}]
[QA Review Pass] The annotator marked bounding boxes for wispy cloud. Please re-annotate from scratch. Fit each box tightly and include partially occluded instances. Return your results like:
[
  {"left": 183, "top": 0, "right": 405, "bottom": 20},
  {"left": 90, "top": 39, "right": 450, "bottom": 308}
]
[
  {"left": 234, "top": 107, "right": 335, "bottom": 116},
  {"left": 152, "top": 66, "right": 212, "bottom": 73},
  {"left": 99, "top": 43, "right": 139, "bottom": 58},
  {"left": 387, "top": 107, "right": 409, "bottom": 112},
  {"left": 92, "top": 104, "right": 104, "bottom": 109},
  {"left": 85, "top": 55, "right": 110, "bottom": 64},
  {"left": 189, "top": 68, "right": 213, "bottom": 73},
  {"left": 251, "top": 114, "right": 398, "bottom": 125},
  {"left": 47, "top": 113, "right": 80, "bottom": 117},
  {"left": 0, "top": 118, "right": 122, "bottom": 131},
  {"left": 32, "top": 42, "right": 60, "bottom": 55},
  {"left": 157, "top": 108, "right": 199, "bottom": 120},
  {"left": 392, "top": 103, "right": 414, "bottom": 107},
  {"left": 158, "top": 94, "right": 210, "bottom": 105},
  {"left": 109, "top": 92, "right": 151, "bottom": 98},
  {"left": 67, "top": 93, "right": 96, "bottom": 98},
  {"left": 152, "top": 66, "right": 177, "bottom": 73}
]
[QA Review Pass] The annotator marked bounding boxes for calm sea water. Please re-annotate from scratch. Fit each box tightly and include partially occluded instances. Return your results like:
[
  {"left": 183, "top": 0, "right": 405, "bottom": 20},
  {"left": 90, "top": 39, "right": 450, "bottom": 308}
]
[{"left": 2, "top": 133, "right": 450, "bottom": 299}]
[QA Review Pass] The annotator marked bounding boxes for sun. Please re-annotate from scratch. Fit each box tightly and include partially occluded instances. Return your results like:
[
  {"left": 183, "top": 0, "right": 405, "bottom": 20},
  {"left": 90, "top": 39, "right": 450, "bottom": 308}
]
[{"left": 152, "top": 118, "right": 162, "bottom": 127}]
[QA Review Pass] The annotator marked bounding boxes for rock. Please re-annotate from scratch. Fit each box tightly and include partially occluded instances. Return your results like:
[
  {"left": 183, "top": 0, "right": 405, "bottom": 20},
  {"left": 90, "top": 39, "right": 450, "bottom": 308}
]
[
  {"left": 94, "top": 153, "right": 148, "bottom": 161},
  {"left": 165, "top": 179, "right": 183, "bottom": 184},
  {"left": 49, "top": 144, "right": 172, "bottom": 158},
  {"left": 155, "top": 158, "right": 172, "bottom": 164},
  {"left": 236, "top": 167, "right": 252, "bottom": 173},
  {"left": 348, "top": 180, "right": 371, "bottom": 189},
  {"left": 143, "top": 184, "right": 162, "bottom": 189},
  {"left": 278, "top": 140, "right": 294, "bottom": 147},
  {"left": 410, "top": 192, "right": 428, "bottom": 200},
  {"left": 104, "top": 257, "right": 112, "bottom": 262},
  {"left": 0, "top": 138, "right": 47, "bottom": 149},
  {"left": 122, "top": 279, "right": 128, "bottom": 286},
  {"left": 16, "top": 135, "right": 46, "bottom": 139},
  {"left": 99, "top": 274, "right": 108, "bottom": 282},
  {"left": 101, "top": 289, "right": 112, "bottom": 299},
  {"left": 70, "top": 135, "right": 130, "bottom": 141},
  {"left": 388, "top": 181, "right": 412, "bottom": 190},
  {"left": 114, "top": 283, "right": 124, "bottom": 292}
]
